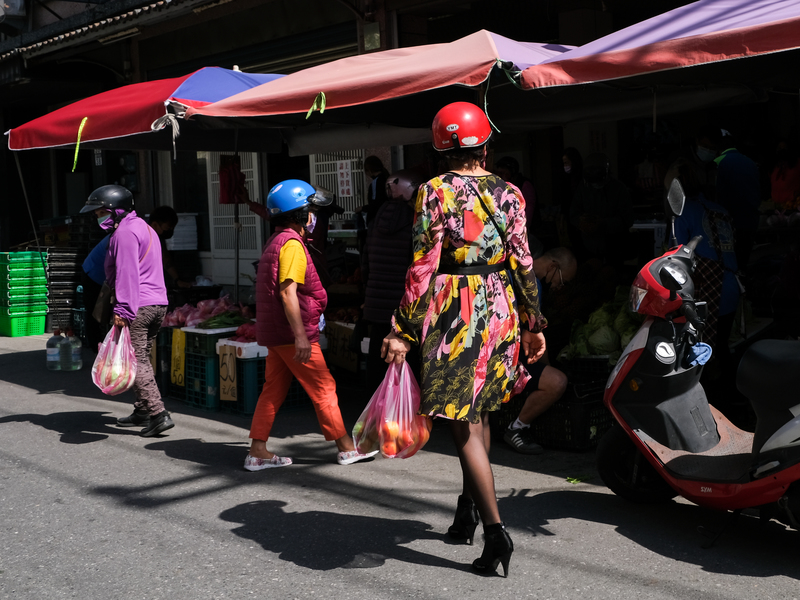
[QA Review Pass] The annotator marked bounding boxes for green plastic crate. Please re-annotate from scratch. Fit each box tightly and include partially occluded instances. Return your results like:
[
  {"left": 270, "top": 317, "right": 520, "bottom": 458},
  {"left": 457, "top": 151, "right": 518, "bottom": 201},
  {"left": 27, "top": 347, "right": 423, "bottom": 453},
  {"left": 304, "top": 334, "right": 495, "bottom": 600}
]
[
  {"left": 0, "top": 313, "right": 46, "bottom": 337},
  {"left": 2, "top": 270, "right": 48, "bottom": 285},
  {"left": 0, "top": 294, "right": 49, "bottom": 308},
  {"left": 1, "top": 263, "right": 47, "bottom": 277},
  {"left": 0, "top": 252, "right": 47, "bottom": 264}
]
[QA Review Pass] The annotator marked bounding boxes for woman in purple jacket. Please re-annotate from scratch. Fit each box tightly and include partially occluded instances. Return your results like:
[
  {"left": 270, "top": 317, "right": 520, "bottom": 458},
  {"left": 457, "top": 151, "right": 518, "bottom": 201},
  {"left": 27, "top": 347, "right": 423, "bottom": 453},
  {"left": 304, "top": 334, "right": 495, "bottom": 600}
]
[{"left": 80, "top": 185, "right": 173, "bottom": 437}]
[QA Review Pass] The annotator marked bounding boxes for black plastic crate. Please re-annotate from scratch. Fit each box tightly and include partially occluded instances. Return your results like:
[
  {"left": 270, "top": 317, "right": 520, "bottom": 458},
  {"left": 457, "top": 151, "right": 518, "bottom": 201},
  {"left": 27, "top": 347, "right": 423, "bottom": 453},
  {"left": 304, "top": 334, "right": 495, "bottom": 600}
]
[{"left": 558, "top": 356, "right": 614, "bottom": 384}]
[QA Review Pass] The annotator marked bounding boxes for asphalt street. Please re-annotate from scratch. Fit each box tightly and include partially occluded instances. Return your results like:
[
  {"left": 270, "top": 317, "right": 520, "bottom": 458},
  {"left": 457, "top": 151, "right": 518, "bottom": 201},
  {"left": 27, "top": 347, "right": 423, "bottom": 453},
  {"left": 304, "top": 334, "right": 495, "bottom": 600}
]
[{"left": 1, "top": 334, "right": 799, "bottom": 600}]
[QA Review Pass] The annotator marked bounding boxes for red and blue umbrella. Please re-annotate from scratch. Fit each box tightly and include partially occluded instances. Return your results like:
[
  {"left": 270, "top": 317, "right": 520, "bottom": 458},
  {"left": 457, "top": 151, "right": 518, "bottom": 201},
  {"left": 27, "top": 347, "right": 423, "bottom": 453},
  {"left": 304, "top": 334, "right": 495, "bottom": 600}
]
[{"left": 6, "top": 66, "right": 284, "bottom": 152}]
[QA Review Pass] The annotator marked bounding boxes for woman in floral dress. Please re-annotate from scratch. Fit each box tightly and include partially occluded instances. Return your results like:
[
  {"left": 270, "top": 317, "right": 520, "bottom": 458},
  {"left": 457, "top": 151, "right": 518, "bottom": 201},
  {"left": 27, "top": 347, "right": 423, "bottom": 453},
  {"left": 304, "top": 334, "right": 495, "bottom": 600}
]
[{"left": 382, "top": 102, "right": 546, "bottom": 577}]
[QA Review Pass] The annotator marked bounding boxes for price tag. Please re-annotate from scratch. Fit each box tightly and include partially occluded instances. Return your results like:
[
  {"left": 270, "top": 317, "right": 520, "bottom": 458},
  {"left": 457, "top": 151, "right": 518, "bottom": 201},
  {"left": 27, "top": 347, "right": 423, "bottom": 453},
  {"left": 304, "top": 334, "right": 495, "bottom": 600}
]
[
  {"left": 171, "top": 329, "right": 186, "bottom": 386},
  {"left": 219, "top": 345, "right": 237, "bottom": 402}
]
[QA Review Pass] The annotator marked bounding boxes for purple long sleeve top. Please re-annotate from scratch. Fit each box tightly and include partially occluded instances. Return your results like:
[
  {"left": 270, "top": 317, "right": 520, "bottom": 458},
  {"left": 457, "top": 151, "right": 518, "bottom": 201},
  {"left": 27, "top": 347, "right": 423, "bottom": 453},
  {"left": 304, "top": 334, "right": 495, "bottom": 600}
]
[{"left": 105, "top": 211, "right": 168, "bottom": 321}]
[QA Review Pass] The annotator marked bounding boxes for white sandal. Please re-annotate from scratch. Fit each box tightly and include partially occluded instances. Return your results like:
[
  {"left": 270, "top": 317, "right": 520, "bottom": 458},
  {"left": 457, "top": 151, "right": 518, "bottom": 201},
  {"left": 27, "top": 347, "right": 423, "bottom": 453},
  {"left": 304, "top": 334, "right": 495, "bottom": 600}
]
[{"left": 244, "top": 454, "right": 293, "bottom": 471}]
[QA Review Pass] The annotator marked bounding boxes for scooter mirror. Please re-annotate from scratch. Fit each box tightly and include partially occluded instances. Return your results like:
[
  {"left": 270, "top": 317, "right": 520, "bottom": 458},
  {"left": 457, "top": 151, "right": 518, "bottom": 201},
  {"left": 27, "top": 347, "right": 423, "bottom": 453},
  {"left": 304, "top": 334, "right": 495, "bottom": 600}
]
[
  {"left": 666, "top": 178, "right": 685, "bottom": 218},
  {"left": 659, "top": 264, "right": 686, "bottom": 296}
]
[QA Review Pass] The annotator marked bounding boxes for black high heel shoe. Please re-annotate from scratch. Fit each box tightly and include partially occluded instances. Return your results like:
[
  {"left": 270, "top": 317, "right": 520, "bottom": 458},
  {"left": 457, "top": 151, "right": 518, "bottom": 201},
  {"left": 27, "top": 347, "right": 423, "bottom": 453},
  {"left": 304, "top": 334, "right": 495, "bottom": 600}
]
[
  {"left": 472, "top": 522, "right": 513, "bottom": 577},
  {"left": 447, "top": 495, "right": 480, "bottom": 544}
]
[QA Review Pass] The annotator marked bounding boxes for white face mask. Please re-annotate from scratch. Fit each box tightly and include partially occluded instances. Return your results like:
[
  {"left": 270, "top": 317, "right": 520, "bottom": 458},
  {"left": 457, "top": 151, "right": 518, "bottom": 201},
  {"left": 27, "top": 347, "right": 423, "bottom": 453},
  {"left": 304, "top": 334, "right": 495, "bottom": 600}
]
[
  {"left": 564, "top": 165, "right": 572, "bottom": 174},
  {"left": 306, "top": 212, "right": 317, "bottom": 233},
  {"left": 696, "top": 146, "right": 716, "bottom": 163}
]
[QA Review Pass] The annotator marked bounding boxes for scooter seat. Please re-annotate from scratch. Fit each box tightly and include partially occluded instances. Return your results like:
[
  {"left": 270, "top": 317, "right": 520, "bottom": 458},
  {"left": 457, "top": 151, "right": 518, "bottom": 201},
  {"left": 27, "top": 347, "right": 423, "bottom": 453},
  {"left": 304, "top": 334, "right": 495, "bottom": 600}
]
[{"left": 737, "top": 339, "right": 800, "bottom": 412}]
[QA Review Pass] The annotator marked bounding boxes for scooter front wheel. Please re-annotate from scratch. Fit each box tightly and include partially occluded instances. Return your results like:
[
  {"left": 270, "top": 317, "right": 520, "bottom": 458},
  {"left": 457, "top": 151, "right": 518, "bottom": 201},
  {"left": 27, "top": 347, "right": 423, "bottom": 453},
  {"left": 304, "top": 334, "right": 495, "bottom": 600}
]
[{"left": 596, "top": 424, "right": 677, "bottom": 503}]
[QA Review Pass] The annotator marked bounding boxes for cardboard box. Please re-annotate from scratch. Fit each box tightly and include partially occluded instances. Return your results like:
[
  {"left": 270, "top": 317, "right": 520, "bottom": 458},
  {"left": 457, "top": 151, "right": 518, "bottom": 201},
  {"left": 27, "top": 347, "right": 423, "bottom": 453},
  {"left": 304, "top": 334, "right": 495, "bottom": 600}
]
[{"left": 324, "top": 321, "right": 358, "bottom": 372}]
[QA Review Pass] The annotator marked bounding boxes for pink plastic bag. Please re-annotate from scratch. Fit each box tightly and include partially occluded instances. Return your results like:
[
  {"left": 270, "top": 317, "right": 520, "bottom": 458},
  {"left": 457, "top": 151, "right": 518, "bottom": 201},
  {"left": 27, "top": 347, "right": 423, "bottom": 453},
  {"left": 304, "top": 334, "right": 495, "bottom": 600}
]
[
  {"left": 352, "top": 361, "right": 432, "bottom": 459},
  {"left": 91, "top": 325, "right": 138, "bottom": 396}
]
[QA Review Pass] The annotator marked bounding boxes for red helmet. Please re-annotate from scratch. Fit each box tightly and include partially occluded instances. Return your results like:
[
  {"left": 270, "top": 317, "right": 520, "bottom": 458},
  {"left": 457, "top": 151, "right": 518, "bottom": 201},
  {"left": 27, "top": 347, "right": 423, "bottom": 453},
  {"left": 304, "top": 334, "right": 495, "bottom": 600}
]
[{"left": 431, "top": 102, "right": 492, "bottom": 152}]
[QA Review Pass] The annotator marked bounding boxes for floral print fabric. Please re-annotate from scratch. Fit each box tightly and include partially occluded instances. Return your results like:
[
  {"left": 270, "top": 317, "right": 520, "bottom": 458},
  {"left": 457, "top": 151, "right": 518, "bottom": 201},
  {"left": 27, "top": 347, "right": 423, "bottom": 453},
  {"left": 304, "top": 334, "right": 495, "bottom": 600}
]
[{"left": 392, "top": 173, "right": 546, "bottom": 423}]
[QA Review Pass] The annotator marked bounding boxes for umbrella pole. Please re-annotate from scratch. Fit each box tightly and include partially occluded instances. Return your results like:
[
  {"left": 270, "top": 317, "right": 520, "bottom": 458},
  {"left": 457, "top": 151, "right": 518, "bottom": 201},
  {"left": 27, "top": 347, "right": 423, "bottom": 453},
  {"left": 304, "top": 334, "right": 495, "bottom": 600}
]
[
  {"left": 234, "top": 201, "right": 240, "bottom": 304},
  {"left": 14, "top": 153, "right": 49, "bottom": 282}
]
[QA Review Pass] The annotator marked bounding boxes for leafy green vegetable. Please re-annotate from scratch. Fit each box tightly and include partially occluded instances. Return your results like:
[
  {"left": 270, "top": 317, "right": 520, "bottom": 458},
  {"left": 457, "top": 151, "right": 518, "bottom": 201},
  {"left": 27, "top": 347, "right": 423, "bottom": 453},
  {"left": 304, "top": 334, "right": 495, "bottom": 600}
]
[
  {"left": 588, "top": 325, "right": 620, "bottom": 355},
  {"left": 197, "top": 311, "right": 250, "bottom": 329}
]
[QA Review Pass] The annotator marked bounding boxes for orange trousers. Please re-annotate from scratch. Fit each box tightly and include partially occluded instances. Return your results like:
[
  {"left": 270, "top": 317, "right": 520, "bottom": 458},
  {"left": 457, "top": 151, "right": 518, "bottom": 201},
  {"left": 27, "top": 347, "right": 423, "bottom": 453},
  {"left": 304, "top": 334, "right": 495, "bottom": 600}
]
[{"left": 249, "top": 343, "right": 347, "bottom": 443}]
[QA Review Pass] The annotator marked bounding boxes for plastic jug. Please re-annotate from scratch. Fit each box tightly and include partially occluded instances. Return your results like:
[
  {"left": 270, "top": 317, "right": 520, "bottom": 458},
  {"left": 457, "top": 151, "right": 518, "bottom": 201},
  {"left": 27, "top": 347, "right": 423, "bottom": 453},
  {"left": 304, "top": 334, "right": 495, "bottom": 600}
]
[
  {"left": 46, "top": 329, "right": 64, "bottom": 371},
  {"left": 59, "top": 329, "right": 83, "bottom": 371}
]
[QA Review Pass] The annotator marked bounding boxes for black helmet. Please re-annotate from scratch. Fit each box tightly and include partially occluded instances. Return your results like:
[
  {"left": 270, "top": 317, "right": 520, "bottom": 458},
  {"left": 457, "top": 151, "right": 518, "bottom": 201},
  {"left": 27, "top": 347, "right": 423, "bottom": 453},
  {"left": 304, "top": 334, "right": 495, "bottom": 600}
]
[{"left": 79, "top": 185, "right": 133, "bottom": 214}]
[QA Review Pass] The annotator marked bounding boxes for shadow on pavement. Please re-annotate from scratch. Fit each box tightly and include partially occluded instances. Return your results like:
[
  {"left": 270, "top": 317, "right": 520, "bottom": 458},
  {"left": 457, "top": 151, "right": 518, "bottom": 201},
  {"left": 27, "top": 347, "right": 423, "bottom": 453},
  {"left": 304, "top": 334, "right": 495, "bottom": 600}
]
[
  {"left": 0, "top": 349, "right": 128, "bottom": 404},
  {"left": 0, "top": 410, "right": 141, "bottom": 444},
  {"left": 219, "top": 499, "right": 465, "bottom": 572},
  {"left": 502, "top": 489, "right": 800, "bottom": 580}
]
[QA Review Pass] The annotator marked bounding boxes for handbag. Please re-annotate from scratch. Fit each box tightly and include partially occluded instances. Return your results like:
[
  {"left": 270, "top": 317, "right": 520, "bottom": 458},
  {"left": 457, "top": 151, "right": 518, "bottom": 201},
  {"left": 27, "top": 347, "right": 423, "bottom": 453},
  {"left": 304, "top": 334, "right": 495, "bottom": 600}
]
[
  {"left": 91, "top": 224, "right": 153, "bottom": 324},
  {"left": 91, "top": 282, "right": 115, "bottom": 324}
]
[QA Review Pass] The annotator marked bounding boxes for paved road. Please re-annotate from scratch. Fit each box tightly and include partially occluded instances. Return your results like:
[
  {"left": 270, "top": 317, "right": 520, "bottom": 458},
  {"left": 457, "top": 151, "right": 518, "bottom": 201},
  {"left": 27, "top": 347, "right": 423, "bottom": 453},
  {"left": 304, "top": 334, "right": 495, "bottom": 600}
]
[{"left": 1, "top": 334, "right": 798, "bottom": 599}]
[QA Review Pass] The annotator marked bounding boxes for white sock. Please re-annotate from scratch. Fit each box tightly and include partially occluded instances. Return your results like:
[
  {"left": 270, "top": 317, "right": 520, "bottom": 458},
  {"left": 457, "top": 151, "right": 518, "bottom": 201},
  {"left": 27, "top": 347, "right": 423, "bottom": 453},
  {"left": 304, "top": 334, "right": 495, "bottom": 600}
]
[{"left": 509, "top": 418, "right": 530, "bottom": 431}]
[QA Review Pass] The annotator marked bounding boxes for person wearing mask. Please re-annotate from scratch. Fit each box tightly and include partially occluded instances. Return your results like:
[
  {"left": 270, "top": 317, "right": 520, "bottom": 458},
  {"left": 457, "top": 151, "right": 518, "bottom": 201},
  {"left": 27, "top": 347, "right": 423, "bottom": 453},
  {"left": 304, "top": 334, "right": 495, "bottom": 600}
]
[
  {"left": 382, "top": 102, "right": 547, "bottom": 577},
  {"left": 569, "top": 152, "right": 633, "bottom": 265},
  {"left": 493, "top": 156, "right": 542, "bottom": 258},
  {"left": 714, "top": 131, "right": 760, "bottom": 270},
  {"left": 360, "top": 155, "right": 390, "bottom": 227},
  {"left": 503, "top": 248, "right": 577, "bottom": 454},
  {"left": 147, "top": 206, "right": 192, "bottom": 289},
  {"left": 560, "top": 147, "right": 584, "bottom": 248},
  {"left": 666, "top": 159, "right": 739, "bottom": 358},
  {"left": 361, "top": 169, "right": 419, "bottom": 393},
  {"left": 245, "top": 180, "right": 377, "bottom": 471},
  {"left": 80, "top": 185, "right": 173, "bottom": 437}
]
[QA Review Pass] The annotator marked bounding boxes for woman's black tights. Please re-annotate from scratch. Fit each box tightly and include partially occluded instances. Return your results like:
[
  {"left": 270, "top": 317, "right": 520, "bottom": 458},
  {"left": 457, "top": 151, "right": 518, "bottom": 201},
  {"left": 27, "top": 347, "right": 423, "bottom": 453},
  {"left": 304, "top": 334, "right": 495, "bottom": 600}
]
[{"left": 450, "top": 412, "right": 501, "bottom": 526}]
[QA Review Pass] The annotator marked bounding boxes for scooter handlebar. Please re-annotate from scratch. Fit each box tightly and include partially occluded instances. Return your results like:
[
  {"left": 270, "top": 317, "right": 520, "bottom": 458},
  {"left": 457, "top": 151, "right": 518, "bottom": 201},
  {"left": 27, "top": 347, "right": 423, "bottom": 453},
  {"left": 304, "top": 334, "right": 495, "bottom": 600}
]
[
  {"left": 681, "top": 301, "right": 704, "bottom": 331},
  {"left": 685, "top": 235, "right": 703, "bottom": 252}
]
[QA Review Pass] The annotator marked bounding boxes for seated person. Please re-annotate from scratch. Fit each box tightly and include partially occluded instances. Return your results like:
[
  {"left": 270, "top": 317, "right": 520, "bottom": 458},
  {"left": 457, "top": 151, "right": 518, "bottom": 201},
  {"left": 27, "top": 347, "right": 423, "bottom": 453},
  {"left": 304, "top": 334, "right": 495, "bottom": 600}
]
[{"left": 504, "top": 248, "right": 578, "bottom": 454}]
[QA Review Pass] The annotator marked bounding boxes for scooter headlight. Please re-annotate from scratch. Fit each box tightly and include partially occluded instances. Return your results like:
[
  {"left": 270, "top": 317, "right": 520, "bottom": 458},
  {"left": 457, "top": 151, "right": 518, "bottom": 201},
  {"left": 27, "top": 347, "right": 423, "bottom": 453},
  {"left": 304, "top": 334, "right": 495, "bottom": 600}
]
[{"left": 630, "top": 285, "right": 647, "bottom": 313}]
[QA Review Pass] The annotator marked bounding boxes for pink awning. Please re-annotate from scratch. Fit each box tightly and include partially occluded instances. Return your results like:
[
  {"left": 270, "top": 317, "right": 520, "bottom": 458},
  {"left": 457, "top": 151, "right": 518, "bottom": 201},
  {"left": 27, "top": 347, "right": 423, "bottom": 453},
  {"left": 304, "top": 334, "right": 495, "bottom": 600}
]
[
  {"left": 187, "top": 30, "right": 571, "bottom": 120},
  {"left": 521, "top": 0, "right": 800, "bottom": 90}
]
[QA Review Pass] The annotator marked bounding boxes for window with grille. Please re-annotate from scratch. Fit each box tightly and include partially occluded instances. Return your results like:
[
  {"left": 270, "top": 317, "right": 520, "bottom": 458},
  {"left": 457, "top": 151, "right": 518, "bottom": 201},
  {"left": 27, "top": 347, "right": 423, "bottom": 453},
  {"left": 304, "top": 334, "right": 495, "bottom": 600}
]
[
  {"left": 309, "top": 150, "right": 365, "bottom": 221},
  {"left": 201, "top": 151, "right": 264, "bottom": 285}
]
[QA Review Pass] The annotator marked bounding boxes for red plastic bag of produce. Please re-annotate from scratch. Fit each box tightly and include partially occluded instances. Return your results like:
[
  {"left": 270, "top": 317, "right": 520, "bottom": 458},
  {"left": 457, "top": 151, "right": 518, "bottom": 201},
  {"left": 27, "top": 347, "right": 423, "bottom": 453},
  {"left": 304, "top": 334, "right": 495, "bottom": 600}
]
[
  {"left": 91, "top": 325, "right": 138, "bottom": 396},
  {"left": 352, "top": 361, "right": 431, "bottom": 459}
]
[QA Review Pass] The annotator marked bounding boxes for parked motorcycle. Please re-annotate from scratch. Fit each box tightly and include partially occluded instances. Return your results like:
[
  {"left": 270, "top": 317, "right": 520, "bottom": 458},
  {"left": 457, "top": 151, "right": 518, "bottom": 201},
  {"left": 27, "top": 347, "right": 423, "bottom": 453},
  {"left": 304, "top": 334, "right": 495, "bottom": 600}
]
[{"left": 596, "top": 179, "right": 800, "bottom": 543}]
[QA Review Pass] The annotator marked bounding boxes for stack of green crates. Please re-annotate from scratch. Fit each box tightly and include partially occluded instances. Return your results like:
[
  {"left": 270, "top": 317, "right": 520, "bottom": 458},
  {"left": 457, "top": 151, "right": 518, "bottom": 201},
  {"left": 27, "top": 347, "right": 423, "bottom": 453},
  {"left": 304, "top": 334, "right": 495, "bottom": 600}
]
[{"left": 0, "top": 252, "right": 48, "bottom": 337}]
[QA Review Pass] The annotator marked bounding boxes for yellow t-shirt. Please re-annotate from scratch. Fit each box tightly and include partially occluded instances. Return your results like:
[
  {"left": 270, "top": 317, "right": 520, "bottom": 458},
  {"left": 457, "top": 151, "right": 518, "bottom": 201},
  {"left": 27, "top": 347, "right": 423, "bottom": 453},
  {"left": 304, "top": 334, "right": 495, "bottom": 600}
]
[{"left": 278, "top": 239, "right": 307, "bottom": 284}]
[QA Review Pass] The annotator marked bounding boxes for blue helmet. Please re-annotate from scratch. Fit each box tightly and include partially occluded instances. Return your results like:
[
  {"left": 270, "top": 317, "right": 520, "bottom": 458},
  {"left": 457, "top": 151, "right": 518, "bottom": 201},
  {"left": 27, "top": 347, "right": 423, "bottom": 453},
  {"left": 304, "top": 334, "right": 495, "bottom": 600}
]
[{"left": 266, "top": 179, "right": 332, "bottom": 216}]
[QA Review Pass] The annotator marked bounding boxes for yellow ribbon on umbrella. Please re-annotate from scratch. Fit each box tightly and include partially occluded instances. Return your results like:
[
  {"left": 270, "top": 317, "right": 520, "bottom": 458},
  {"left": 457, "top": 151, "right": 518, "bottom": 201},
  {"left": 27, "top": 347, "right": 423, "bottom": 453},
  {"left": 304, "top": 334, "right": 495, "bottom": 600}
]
[
  {"left": 305, "top": 92, "right": 327, "bottom": 119},
  {"left": 72, "top": 117, "right": 88, "bottom": 172}
]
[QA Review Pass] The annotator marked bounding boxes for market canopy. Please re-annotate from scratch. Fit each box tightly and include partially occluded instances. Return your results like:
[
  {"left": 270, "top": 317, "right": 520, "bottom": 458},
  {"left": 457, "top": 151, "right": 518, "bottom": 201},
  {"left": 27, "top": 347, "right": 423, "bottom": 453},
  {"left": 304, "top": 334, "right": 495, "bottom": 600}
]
[
  {"left": 6, "top": 67, "right": 285, "bottom": 152},
  {"left": 184, "top": 30, "right": 573, "bottom": 152},
  {"left": 520, "top": 0, "right": 800, "bottom": 91}
]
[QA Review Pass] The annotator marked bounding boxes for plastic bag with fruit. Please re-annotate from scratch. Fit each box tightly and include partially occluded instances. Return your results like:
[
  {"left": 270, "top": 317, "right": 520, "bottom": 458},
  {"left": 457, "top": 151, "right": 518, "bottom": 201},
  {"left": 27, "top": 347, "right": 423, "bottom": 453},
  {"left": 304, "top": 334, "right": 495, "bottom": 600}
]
[
  {"left": 352, "top": 361, "right": 431, "bottom": 459},
  {"left": 91, "top": 325, "right": 138, "bottom": 396}
]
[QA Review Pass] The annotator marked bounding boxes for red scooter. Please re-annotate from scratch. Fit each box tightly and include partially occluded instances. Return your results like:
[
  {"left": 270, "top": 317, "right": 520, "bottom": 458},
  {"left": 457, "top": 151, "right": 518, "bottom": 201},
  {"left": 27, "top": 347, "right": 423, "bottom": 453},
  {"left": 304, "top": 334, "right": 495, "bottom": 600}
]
[{"left": 596, "top": 180, "right": 800, "bottom": 544}]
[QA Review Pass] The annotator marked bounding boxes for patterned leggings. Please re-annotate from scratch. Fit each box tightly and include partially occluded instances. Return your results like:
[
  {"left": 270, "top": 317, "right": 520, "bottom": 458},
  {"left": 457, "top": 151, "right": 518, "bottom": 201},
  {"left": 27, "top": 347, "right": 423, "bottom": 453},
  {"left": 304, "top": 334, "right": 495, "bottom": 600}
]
[{"left": 129, "top": 305, "right": 168, "bottom": 415}]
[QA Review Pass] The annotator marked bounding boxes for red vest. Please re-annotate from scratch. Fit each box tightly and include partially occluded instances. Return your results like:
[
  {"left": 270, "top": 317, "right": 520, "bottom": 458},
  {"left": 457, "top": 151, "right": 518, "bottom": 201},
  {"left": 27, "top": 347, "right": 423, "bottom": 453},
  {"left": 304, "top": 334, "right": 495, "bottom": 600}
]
[{"left": 256, "top": 227, "right": 327, "bottom": 348}]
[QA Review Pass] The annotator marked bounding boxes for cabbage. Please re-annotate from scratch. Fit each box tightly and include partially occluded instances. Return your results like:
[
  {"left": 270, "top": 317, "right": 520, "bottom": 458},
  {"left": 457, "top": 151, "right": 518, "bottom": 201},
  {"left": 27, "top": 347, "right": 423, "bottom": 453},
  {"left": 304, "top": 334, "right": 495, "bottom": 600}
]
[
  {"left": 620, "top": 326, "right": 638, "bottom": 349},
  {"left": 587, "top": 307, "right": 613, "bottom": 333},
  {"left": 588, "top": 325, "right": 620, "bottom": 355}
]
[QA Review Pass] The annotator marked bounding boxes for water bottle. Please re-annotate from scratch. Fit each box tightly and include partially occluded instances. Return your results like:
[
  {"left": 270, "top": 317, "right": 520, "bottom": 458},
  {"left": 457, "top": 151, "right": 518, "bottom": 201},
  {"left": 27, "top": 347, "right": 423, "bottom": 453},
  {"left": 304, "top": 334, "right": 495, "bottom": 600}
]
[
  {"left": 58, "top": 329, "right": 83, "bottom": 371},
  {"left": 46, "top": 329, "right": 64, "bottom": 371},
  {"left": 68, "top": 329, "right": 83, "bottom": 371}
]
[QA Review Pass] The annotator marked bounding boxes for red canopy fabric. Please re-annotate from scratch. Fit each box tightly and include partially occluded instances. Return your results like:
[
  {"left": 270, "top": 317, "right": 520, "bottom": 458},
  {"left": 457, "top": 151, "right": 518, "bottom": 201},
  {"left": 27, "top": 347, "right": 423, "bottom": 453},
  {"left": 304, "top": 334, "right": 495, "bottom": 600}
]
[
  {"left": 6, "top": 67, "right": 283, "bottom": 151},
  {"left": 520, "top": 0, "right": 800, "bottom": 90},
  {"left": 187, "top": 30, "right": 571, "bottom": 120}
]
